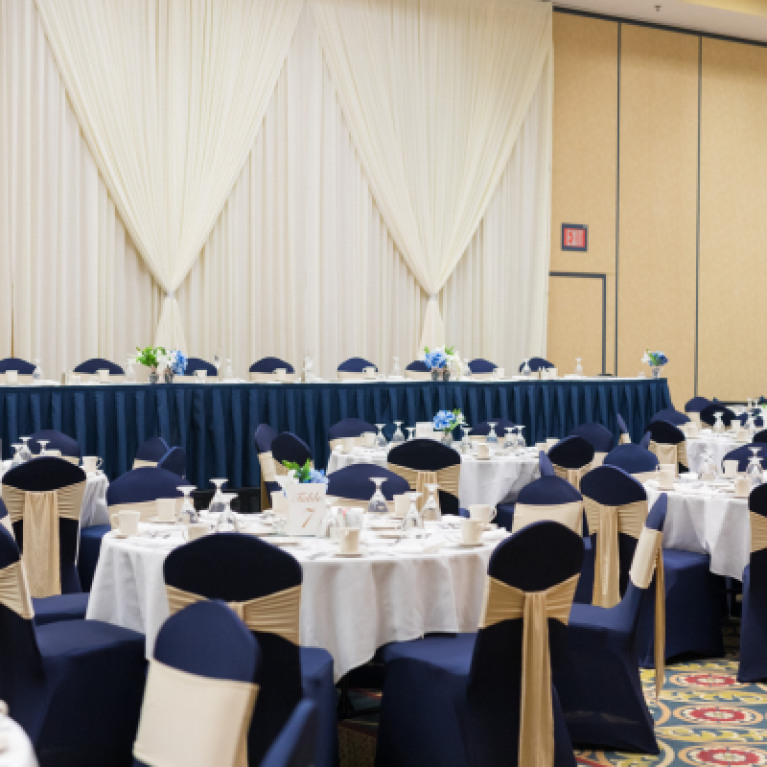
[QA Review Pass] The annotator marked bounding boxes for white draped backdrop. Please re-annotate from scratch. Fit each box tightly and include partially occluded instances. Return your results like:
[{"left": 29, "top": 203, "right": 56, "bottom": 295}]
[{"left": 0, "top": 0, "right": 552, "bottom": 380}]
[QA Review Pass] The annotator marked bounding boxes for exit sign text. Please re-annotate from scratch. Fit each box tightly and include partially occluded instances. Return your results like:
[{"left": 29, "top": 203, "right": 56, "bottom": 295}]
[{"left": 562, "top": 224, "right": 588, "bottom": 252}]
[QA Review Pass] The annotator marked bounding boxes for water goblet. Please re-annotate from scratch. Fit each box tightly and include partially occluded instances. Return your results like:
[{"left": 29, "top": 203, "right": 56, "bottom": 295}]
[
  {"left": 125, "top": 357, "right": 137, "bottom": 383},
  {"left": 747, "top": 447, "right": 764, "bottom": 487},
  {"left": 214, "top": 493, "right": 240, "bottom": 533},
  {"left": 486, "top": 422, "right": 499, "bottom": 445},
  {"left": 208, "top": 478, "right": 228, "bottom": 519},
  {"left": 304, "top": 350, "right": 315, "bottom": 383},
  {"left": 461, "top": 425, "right": 473, "bottom": 455},
  {"left": 368, "top": 477, "right": 389, "bottom": 515},
  {"left": 400, "top": 492, "right": 422, "bottom": 532},
  {"left": 462, "top": 359, "right": 472, "bottom": 379},
  {"left": 406, "top": 427, "right": 416, "bottom": 441},
  {"left": 575, "top": 358, "right": 584, "bottom": 376},
  {"left": 375, "top": 424, "right": 388, "bottom": 450},
  {"left": 213, "top": 354, "right": 222, "bottom": 376},
  {"left": 37, "top": 439, "right": 49, "bottom": 458},
  {"left": 391, "top": 421, "right": 405, "bottom": 445},
  {"left": 223, "top": 359, "right": 235, "bottom": 381},
  {"left": 515, "top": 425, "right": 526, "bottom": 453},
  {"left": 421, "top": 484, "right": 441, "bottom": 522},
  {"left": 521, "top": 359, "right": 532, "bottom": 377},
  {"left": 178, "top": 485, "right": 199, "bottom": 525},
  {"left": 10, "top": 444, "right": 23, "bottom": 467},
  {"left": 391, "top": 357, "right": 402, "bottom": 378},
  {"left": 32, "top": 358, "right": 43, "bottom": 382},
  {"left": 19, "top": 437, "right": 32, "bottom": 463},
  {"left": 712, "top": 411, "right": 725, "bottom": 435},
  {"left": 503, "top": 428, "right": 515, "bottom": 451}
]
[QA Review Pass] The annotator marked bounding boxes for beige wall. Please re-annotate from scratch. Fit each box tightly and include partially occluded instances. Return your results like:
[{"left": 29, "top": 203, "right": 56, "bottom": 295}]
[{"left": 550, "top": 11, "right": 766, "bottom": 405}]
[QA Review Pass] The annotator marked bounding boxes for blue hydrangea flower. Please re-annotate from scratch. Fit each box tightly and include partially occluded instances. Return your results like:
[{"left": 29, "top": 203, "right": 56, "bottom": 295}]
[
  {"left": 424, "top": 349, "right": 448, "bottom": 370},
  {"left": 433, "top": 410, "right": 456, "bottom": 431},
  {"left": 308, "top": 468, "right": 329, "bottom": 485},
  {"left": 170, "top": 350, "right": 188, "bottom": 375}
]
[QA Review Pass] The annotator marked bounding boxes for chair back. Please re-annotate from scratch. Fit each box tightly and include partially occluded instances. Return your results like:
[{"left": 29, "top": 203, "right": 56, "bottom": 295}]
[
  {"left": 570, "top": 422, "right": 613, "bottom": 464},
  {"left": 337, "top": 357, "right": 376, "bottom": 376},
  {"left": 748, "top": 485, "right": 767, "bottom": 576},
  {"left": 30, "top": 430, "right": 81, "bottom": 464},
  {"left": 639, "top": 431, "right": 651, "bottom": 449},
  {"left": 134, "top": 437, "right": 170, "bottom": 468},
  {"left": 512, "top": 476, "right": 583, "bottom": 535},
  {"left": 73, "top": 357, "right": 125, "bottom": 375},
  {"left": 158, "top": 447, "right": 187, "bottom": 478},
  {"left": 465, "top": 521, "right": 583, "bottom": 767},
  {"left": 0, "top": 498, "right": 12, "bottom": 539},
  {"left": 519, "top": 356, "right": 553, "bottom": 372},
  {"left": 755, "top": 429, "right": 767, "bottom": 445},
  {"left": 255, "top": 424, "right": 278, "bottom": 455},
  {"left": 387, "top": 439, "right": 461, "bottom": 516},
  {"left": 404, "top": 360, "right": 430, "bottom": 380},
  {"left": 260, "top": 701, "right": 318, "bottom": 767},
  {"left": 736, "top": 412, "right": 765, "bottom": 428},
  {"left": 469, "top": 419, "right": 516, "bottom": 442},
  {"left": 2, "top": 458, "right": 86, "bottom": 597},
  {"left": 616, "top": 413, "right": 630, "bottom": 444},
  {"left": 107, "top": 467, "right": 183, "bottom": 522},
  {"left": 650, "top": 408, "right": 690, "bottom": 426},
  {"left": 538, "top": 452, "right": 556, "bottom": 477},
  {"left": 328, "top": 419, "right": 376, "bottom": 450},
  {"left": 184, "top": 357, "right": 218, "bottom": 377},
  {"left": 163, "top": 534, "right": 304, "bottom": 767},
  {"left": 722, "top": 445, "right": 767, "bottom": 473},
  {"left": 547, "top": 435, "right": 595, "bottom": 490},
  {"left": 467, "top": 358, "right": 497, "bottom": 376},
  {"left": 0, "top": 357, "right": 34, "bottom": 374},
  {"left": 271, "top": 433, "right": 313, "bottom": 472},
  {"left": 700, "top": 403, "right": 736, "bottom": 428},
  {"left": 685, "top": 396, "right": 711, "bottom": 413},
  {"left": 249, "top": 357, "right": 297, "bottom": 382},
  {"left": 327, "top": 465, "right": 410, "bottom": 509},
  {"left": 646, "top": 419, "right": 688, "bottom": 473},
  {"left": 133, "top": 600, "right": 260, "bottom": 767},
  {"left": 255, "top": 425, "right": 279, "bottom": 511},
  {"left": 603, "top": 443, "right": 659, "bottom": 481}
]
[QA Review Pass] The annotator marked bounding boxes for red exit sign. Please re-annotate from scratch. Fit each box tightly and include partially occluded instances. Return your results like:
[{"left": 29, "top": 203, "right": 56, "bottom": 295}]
[{"left": 562, "top": 224, "right": 588, "bottom": 252}]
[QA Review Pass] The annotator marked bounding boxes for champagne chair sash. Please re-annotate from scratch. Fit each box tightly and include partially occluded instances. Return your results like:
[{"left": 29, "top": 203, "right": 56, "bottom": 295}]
[
  {"left": 166, "top": 584, "right": 301, "bottom": 646},
  {"left": 109, "top": 498, "right": 183, "bottom": 525},
  {"left": 258, "top": 451, "right": 277, "bottom": 483},
  {"left": 592, "top": 452, "right": 607, "bottom": 468},
  {"left": 628, "top": 527, "right": 666, "bottom": 698},
  {"left": 328, "top": 436, "right": 368, "bottom": 451},
  {"left": 619, "top": 433, "right": 631, "bottom": 445},
  {"left": 511, "top": 502, "right": 583, "bottom": 536},
  {"left": 1, "top": 514, "right": 15, "bottom": 539},
  {"left": 175, "top": 375, "right": 219, "bottom": 383},
  {"left": 2, "top": 480, "right": 85, "bottom": 598},
  {"left": 61, "top": 456, "right": 80, "bottom": 466},
  {"left": 387, "top": 462, "right": 460, "bottom": 512},
  {"left": 133, "top": 659, "right": 258, "bottom": 767},
  {"left": 551, "top": 462, "right": 592, "bottom": 491},
  {"left": 1, "top": 374, "right": 33, "bottom": 384},
  {"left": 249, "top": 372, "right": 297, "bottom": 383},
  {"left": 468, "top": 372, "right": 495, "bottom": 380},
  {"left": 133, "top": 458, "right": 159, "bottom": 469},
  {"left": 648, "top": 440, "right": 688, "bottom": 474},
  {"left": 405, "top": 370, "right": 431, "bottom": 380},
  {"left": 479, "top": 573, "right": 579, "bottom": 767},
  {"left": 337, "top": 370, "right": 375, "bottom": 380},
  {"left": 633, "top": 471, "right": 659, "bottom": 484},
  {"left": 749, "top": 512, "right": 767, "bottom": 554},
  {"left": 583, "top": 496, "right": 649, "bottom": 608},
  {"left": 0, "top": 560, "right": 34, "bottom": 619}
]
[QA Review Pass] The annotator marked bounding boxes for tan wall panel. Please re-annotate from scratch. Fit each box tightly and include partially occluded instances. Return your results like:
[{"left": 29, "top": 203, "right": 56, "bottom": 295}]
[
  {"left": 549, "top": 14, "right": 617, "bottom": 373},
  {"left": 699, "top": 38, "right": 767, "bottom": 400},
  {"left": 548, "top": 276, "right": 605, "bottom": 377},
  {"left": 617, "top": 26, "right": 698, "bottom": 406}
]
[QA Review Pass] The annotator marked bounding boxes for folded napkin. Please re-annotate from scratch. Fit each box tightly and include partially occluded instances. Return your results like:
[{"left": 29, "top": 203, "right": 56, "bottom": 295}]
[
  {"left": 482, "top": 529, "right": 509, "bottom": 542},
  {"left": 396, "top": 535, "right": 446, "bottom": 555}
]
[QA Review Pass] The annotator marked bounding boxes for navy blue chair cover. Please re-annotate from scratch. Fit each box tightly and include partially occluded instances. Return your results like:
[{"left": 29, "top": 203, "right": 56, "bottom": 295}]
[
  {"left": 0, "top": 526, "right": 146, "bottom": 765},
  {"left": 467, "top": 358, "right": 497, "bottom": 374},
  {"left": 755, "top": 429, "right": 767, "bottom": 445},
  {"left": 250, "top": 357, "right": 296, "bottom": 374},
  {"left": 256, "top": 424, "right": 279, "bottom": 509},
  {"left": 30, "top": 429, "right": 81, "bottom": 461},
  {"left": 337, "top": 357, "right": 377, "bottom": 374},
  {"left": 547, "top": 435, "right": 595, "bottom": 474},
  {"left": 261, "top": 701, "right": 318, "bottom": 767},
  {"left": 646, "top": 420, "right": 688, "bottom": 472},
  {"left": 520, "top": 356, "right": 554, "bottom": 372},
  {"left": 387, "top": 439, "right": 461, "bottom": 516},
  {"left": 0, "top": 357, "right": 34, "bottom": 373},
  {"left": 604, "top": 443, "right": 659, "bottom": 478},
  {"left": 134, "top": 436, "right": 170, "bottom": 466},
  {"left": 555, "top": 495, "right": 668, "bottom": 754},
  {"left": 185, "top": 357, "right": 217, "bottom": 376},
  {"left": 736, "top": 412, "right": 765, "bottom": 428},
  {"left": 272, "top": 433, "right": 313, "bottom": 468},
  {"left": 405, "top": 360, "right": 429, "bottom": 372},
  {"left": 132, "top": 600, "right": 260, "bottom": 767},
  {"left": 700, "top": 402, "right": 736, "bottom": 428},
  {"left": 616, "top": 413, "right": 629, "bottom": 438},
  {"left": 3, "top": 457, "right": 86, "bottom": 594},
  {"left": 328, "top": 418, "right": 376, "bottom": 443},
  {"left": 73, "top": 358, "right": 125, "bottom": 375},
  {"left": 539, "top": 452, "right": 556, "bottom": 477},
  {"left": 163, "top": 535, "right": 336, "bottom": 767},
  {"left": 639, "top": 432, "right": 652, "bottom": 449},
  {"left": 650, "top": 408, "right": 690, "bottom": 426},
  {"left": 722, "top": 445, "right": 767, "bottom": 473},
  {"left": 685, "top": 396, "right": 711, "bottom": 413},
  {"left": 157, "top": 446, "right": 187, "bottom": 477},
  {"left": 376, "top": 521, "right": 583, "bottom": 767},
  {"left": 470, "top": 419, "right": 516, "bottom": 438},
  {"left": 108, "top": 467, "right": 184, "bottom": 507},
  {"left": 256, "top": 424, "right": 278, "bottom": 455},
  {"left": 570, "top": 422, "right": 613, "bottom": 456},
  {"left": 78, "top": 525, "right": 110, "bottom": 592},
  {"left": 496, "top": 451, "right": 555, "bottom": 530},
  {"left": 739, "top": 484, "right": 767, "bottom": 681},
  {"left": 327, "top": 464, "right": 409, "bottom": 502}
]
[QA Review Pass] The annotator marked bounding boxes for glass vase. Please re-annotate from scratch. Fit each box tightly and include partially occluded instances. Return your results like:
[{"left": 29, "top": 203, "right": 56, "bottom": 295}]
[
  {"left": 148, "top": 370, "right": 159, "bottom": 384},
  {"left": 431, "top": 368, "right": 441, "bottom": 381},
  {"left": 651, "top": 366, "right": 662, "bottom": 380},
  {"left": 441, "top": 430, "right": 453, "bottom": 446}
]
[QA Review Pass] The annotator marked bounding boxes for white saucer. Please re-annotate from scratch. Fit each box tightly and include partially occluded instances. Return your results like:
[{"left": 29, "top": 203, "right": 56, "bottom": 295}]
[
  {"left": 146, "top": 516, "right": 177, "bottom": 524},
  {"left": 451, "top": 541, "right": 484, "bottom": 548},
  {"left": 334, "top": 550, "right": 365, "bottom": 558},
  {"left": 376, "top": 531, "right": 406, "bottom": 539}
]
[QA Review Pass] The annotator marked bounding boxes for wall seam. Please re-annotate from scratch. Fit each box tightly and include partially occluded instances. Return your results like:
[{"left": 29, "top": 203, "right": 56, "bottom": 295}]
[
  {"left": 695, "top": 35, "right": 702, "bottom": 397},
  {"left": 615, "top": 23, "right": 622, "bottom": 376}
]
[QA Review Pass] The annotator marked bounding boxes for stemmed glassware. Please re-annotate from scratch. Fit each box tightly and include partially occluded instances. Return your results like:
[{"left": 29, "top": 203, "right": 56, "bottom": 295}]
[
  {"left": 304, "top": 349, "right": 315, "bottom": 383},
  {"left": 521, "top": 359, "right": 532, "bottom": 377},
  {"left": 177, "top": 485, "right": 199, "bottom": 525},
  {"left": 214, "top": 493, "right": 240, "bottom": 533},
  {"left": 712, "top": 412, "right": 725, "bottom": 435},
  {"left": 37, "top": 439, "right": 49, "bottom": 458},
  {"left": 208, "top": 478, "right": 228, "bottom": 519},
  {"left": 461, "top": 424, "right": 472, "bottom": 455},
  {"left": 400, "top": 492, "right": 422, "bottom": 532},
  {"left": 213, "top": 354, "right": 222, "bottom": 378},
  {"left": 19, "top": 437, "right": 33, "bottom": 463},
  {"left": 374, "top": 424, "right": 388, "bottom": 450},
  {"left": 503, "top": 427, "right": 515, "bottom": 452},
  {"left": 575, "top": 358, "right": 584, "bottom": 376},
  {"left": 391, "top": 421, "right": 405, "bottom": 445},
  {"left": 10, "top": 444, "right": 23, "bottom": 467},
  {"left": 391, "top": 357, "right": 402, "bottom": 378},
  {"left": 368, "top": 477, "right": 389, "bottom": 515},
  {"left": 223, "top": 359, "right": 235, "bottom": 381},
  {"left": 421, "top": 484, "right": 441, "bottom": 522},
  {"left": 406, "top": 427, "right": 415, "bottom": 441},
  {"left": 747, "top": 447, "right": 764, "bottom": 487},
  {"left": 698, "top": 450, "right": 717, "bottom": 482},
  {"left": 32, "top": 358, "right": 43, "bottom": 383},
  {"left": 462, "top": 359, "right": 472, "bottom": 380},
  {"left": 486, "top": 422, "right": 498, "bottom": 445},
  {"left": 125, "top": 357, "right": 137, "bottom": 383},
  {"left": 515, "top": 425, "right": 526, "bottom": 454}
]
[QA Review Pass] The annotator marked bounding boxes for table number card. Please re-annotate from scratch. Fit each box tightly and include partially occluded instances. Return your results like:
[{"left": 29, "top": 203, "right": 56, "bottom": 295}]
[
  {"left": 286, "top": 484, "right": 326, "bottom": 536},
  {"left": 415, "top": 422, "right": 436, "bottom": 440}
]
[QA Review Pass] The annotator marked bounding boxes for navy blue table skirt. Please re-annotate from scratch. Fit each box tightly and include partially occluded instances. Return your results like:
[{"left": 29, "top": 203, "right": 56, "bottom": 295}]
[{"left": 0, "top": 379, "right": 671, "bottom": 489}]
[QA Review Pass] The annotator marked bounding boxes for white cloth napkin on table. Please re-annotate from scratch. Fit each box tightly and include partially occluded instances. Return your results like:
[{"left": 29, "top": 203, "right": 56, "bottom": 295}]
[{"left": 395, "top": 535, "right": 446, "bottom": 554}]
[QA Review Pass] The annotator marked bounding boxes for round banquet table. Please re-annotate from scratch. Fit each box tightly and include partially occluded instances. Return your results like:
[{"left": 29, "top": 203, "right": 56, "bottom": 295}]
[
  {"left": 327, "top": 446, "right": 539, "bottom": 507},
  {"left": 0, "top": 717, "right": 39, "bottom": 767},
  {"left": 686, "top": 431, "right": 742, "bottom": 474},
  {"left": 645, "top": 478, "right": 751, "bottom": 580},
  {"left": 87, "top": 519, "right": 508, "bottom": 682}
]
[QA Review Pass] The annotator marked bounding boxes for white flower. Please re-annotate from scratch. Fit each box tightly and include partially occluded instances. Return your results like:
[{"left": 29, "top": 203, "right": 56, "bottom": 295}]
[{"left": 641, "top": 352, "right": 650, "bottom": 365}]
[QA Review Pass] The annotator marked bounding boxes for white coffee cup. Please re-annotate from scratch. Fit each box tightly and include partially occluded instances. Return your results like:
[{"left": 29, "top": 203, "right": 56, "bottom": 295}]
[
  {"left": 342, "top": 437, "right": 356, "bottom": 454},
  {"left": 469, "top": 504, "right": 496, "bottom": 525},
  {"left": 156, "top": 498, "right": 177, "bottom": 522},
  {"left": 723, "top": 460, "right": 739, "bottom": 478},
  {"left": 5, "top": 370, "right": 17, "bottom": 385},
  {"left": 82, "top": 456, "right": 103, "bottom": 473},
  {"left": 275, "top": 368, "right": 287, "bottom": 381},
  {"left": 461, "top": 518, "right": 483, "bottom": 545},
  {"left": 363, "top": 367, "right": 377, "bottom": 379},
  {"left": 548, "top": 368, "right": 558, "bottom": 379},
  {"left": 183, "top": 522, "right": 209, "bottom": 542},
  {"left": 69, "top": 375, "right": 81, "bottom": 385},
  {"left": 476, "top": 443, "right": 491, "bottom": 459},
  {"left": 546, "top": 438, "right": 559, "bottom": 450},
  {"left": 338, "top": 527, "right": 361, "bottom": 555},
  {"left": 97, "top": 369, "right": 110, "bottom": 383},
  {"left": 195, "top": 370, "right": 207, "bottom": 382},
  {"left": 658, "top": 465, "right": 675, "bottom": 490},
  {"left": 494, "top": 367, "right": 505, "bottom": 379},
  {"left": 361, "top": 432, "right": 376, "bottom": 448},
  {"left": 393, "top": 494, "right": 410, "bottom": 518},
  {"left": 111, "top": 510, "right": 139, "bottom": 536},
  {"left": 735, "top": 475, "right": 751, "bottom": 498}
]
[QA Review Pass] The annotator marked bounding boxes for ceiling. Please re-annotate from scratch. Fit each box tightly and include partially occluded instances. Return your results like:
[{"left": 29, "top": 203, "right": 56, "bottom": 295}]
[{"left": 554, "top": 0, "right": 767, "bottom": 43}]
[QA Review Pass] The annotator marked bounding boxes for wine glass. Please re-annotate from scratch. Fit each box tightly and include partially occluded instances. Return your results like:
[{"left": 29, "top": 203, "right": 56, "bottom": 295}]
[
  {"left": 304, "top": 349, "right": 315, "bottom": 383},
  {"left": 368, "top": 477, "right": 389, "bottom": 515},
  {"left": 503, "top": 427, "right": 515, "bottom": 451},
  {"left": 521, "top": 359, "right": 532, "bottom": 377},
  {"left": 575, "top": 358, "right": 584, "bottom": 376},
  {"left": 214, "top": 493, "right": 240, "bottom": 533},
  {"left": 515, "top": 425, "right": 526, "bottom": 454},
  {"left": 486, "top": 422, "right": 499, "bottom": 445},
  {"left": 699, "top": 449, "right": 717, "bottom": 482},
  {"left": 125, "top": 357, "right": 137, "bottom": 383},
  {"left": 32, "top": 358, "right": 43, "bottom": 382},
  {"left": 391, "top": 421, "right": 405, "bottom": 445},
  {"left": 713, "top": 412, "right": 725, "bottom": 435},
  {"left": 406, "top": 427, "right": 416, "bottom": 441},
  {"left": 19, "top": 437, "right": 32, "bottom": 463},
  {"left": 213, "top": 353, "right": 222, "bottom": 377},
  {"left": 177, "top": 486, "right": 198, "bottom": 525},
  {"left": 10, "top": 444, "right": 23, "bottom": 467},
  {"left": 223, "top": 359, "right": 234, "bottom": 381},
  {"left": 37, "top": 439, "right": 49, "bottom": 458},
  {"left": 462, "top": 359, "right": 472, "bottom": 380},
  {"left": 374, "top": 424, "right": 388, "bottom": 450},
  {"left": 318, "top": 497, "right": 340, "bottom": 539},
  {"left": 747, "top": 447, "right": 764, "bottom": 487},
  {"left": 391, "top": 357, "right": 402, "bottom": 378},
  {"left": 461, "top": 424, "right": 472, "bottom": 455},
  {"left": 208, "top": 478, "right": 228, "bottom": 519},
  {"left": 400, "top": 492, "right": 422, "bottom": 532},
  {"left": 421, "top": 483, "right": 441, "bottom": 522}
]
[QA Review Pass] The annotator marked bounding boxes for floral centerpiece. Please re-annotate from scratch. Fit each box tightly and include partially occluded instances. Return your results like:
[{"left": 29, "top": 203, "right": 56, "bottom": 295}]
[
  {"left": 282, "top": 459, "right": 329, "bottom": 485},
  {"left": 642, "top": 350, "right": 668, "bottom": 380},
  {"left": 424, "top": 345, "right": 462, "bottom": 381},
  {"left": 433, "top": 409, "right": 466, "bottom": 445},
  {"left": 135, "top": 346, "right": 187, "bottom": 383}
]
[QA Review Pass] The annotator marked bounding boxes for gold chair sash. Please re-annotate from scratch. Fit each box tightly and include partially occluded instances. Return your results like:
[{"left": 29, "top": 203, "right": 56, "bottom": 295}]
[
  {"left": 337, "top": 370, "right": 376, "bottom": 380},
  {"left": 133, "top": 458, "right": 158, "bottom": 469},
  {"left": 405, "top": 370, "right": 431, "bottom": 380},
  {"left": 511, "top": 502, "right": 583, "bottom": 536},
  {"left": 468, "top": 372, "right": 495, "bottom": 380},
  {"left": 1, "top": 514, "right": 14, "bottom": 539},
  {"left": 648, "top": 440, "right": 688, "bottom": 475},
  {"left": 750, "top": 512, "right": 767, "bottom": 554},
  {"left": 2, "top": 373, "right": 33, "bottom": 384},
  {"left": 166, "top": 584, "right": 301, "bottom": 646},
  {"left": 387, "top": 462, "right": 460, "bottom": 512},
  {"left": 633, "top": 471, "right": 659, "bottom": 484},
  {"left": 249, "top": 372, "right": 297, "bottom": 383},
  {"left": 551, "top": 462, "right": 592, "bottom": 491},
  {"left": 583, "top": 496, "right": 648, "bottom": 608},
  {"left": 2, "top": 480, "right": 85, "bottom": 598},
  {"left": 109, "top": 498, "right": 183, "bottom": 525},
  {"left": 628, "top": 527, "right": 666, "bottom": 698},
  {"left": 0, "top": 560, "right": 34, "bottom": 619},
  {"left": 619, "top": 433, "right": 631, "bottom": 445},
  {"left": 174, "top": 375, "right": 219, "bottom": 383},
  {"left": 592, "top": 452, "right": 607, "bottom": 468},
  {"left": 133, "top": 659, "right": 258, "bottom": 767},
  {"left": 479, "top": 573, "right": 579, "bottom": 767},
  {"left": 328, "top": 436, "right": 370, "bottom": 451},
  {"left": 259, "top": 451, "right": 277, "bottom": 483}
]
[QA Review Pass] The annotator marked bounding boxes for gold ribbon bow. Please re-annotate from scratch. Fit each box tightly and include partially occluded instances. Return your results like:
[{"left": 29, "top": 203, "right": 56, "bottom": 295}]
[
  {"left": 583, "top": 496, "right": 648, "bottom": 608},
  {"left": 132, "top": 458, "right": 159, "bottom": 469},
  {"left": 166, "top": 584, "right": 301, "bottom": 646},
  {"left": 619, "top": 433, "right": 631, "bottom": 445},
  {"left": 479, "top": 573, "right": 580, "bottom": 767},
  {"left": 386, "top": 462, "right": 460, "bottom": 512},
  {"left": 511, "top": 502, "right": 583, "bottom": 536},
  {"left": 648, "top": 440, "right": 688, "bottom": 475},
  {"left": 750, "top": 512, "right": 767, "bottom": 554},
  {"left": 0, "top": 560, "right": 34, "bottom": 619},
  {"left": 551, "top": 463, "right": 592, "bottom": 491}
]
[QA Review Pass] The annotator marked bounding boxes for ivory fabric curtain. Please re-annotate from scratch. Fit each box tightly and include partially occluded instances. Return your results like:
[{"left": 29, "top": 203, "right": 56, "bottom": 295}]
[
  {"left": 34, "top": 0, "right": 303, "bottom": 350},
  {"left": 311, "top": 0, "right": 552, "bottom": 349}
]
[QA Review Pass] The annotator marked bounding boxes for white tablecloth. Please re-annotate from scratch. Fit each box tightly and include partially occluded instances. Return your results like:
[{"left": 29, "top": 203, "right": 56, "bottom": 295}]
[
  {"left": 327, "top": 447, "right": 539, "bottom": 507},
  {"left": 686, "top": 431, "right": 742, "bottom": 474},
  {"left": 645, "top": 481, "right": 751, "bottom": 580},
  {"left": 0, "top": 717, "right": 39, "bottom": 767},
  {"left": 87, "top": 520, "right": 505, "bottom": 681}
]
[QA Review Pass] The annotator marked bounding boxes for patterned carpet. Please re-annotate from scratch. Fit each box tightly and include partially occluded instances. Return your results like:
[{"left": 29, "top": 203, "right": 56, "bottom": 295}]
[{"left": 339, "top": 621, "right": 767, "bottom": 767}]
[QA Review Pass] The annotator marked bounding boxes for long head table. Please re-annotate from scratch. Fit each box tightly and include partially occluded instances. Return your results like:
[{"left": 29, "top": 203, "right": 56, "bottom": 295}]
[{"left": 0, "top": 378, "right": 670, "bottom": 489}]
